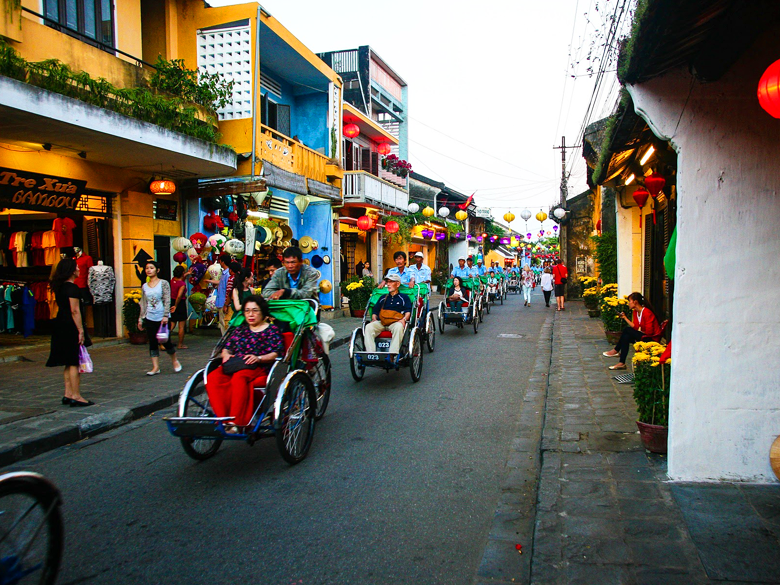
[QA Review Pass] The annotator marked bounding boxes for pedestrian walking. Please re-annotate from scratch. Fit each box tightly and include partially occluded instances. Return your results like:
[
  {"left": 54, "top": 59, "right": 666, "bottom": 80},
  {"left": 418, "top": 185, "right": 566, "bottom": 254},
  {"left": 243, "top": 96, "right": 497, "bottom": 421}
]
[
  {"left": 602, "top": 292, "right": 662, "bottom": 370},
  {"left": 521, "top": 265, "right": 534, "bottom": 306},
  {"left": 46, "top": 258, "right": 94, "bottom": 406},
  {"left": 540, "top": 267, "right": 554, "bottom": 307},
  {"left": 552, "top": 259, "right": 568, "bottom": 311},
  {"left": 138, "top": 261, "right": 182, "bottom": 376},
  {"left": 169, "top": 265, "right": 190, "bottom": 350}
]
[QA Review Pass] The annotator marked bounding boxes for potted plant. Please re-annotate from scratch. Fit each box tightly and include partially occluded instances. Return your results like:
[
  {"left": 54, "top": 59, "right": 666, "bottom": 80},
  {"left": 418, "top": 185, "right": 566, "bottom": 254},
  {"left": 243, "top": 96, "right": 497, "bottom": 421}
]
[
  {"left": 582, "top": 287, "right": 601, "bottom": 317},
  {"left": 341, "top": 276, "right": 375, "bottom": 317},
  {"left": 122, "top": 290, "right": 146, "bottom": 344},
  {"left": 632, "top": 342, "right": 671, "bottom": 453},
  {"left": 599, "top": 294, "right": 629, "bottom": 344}
]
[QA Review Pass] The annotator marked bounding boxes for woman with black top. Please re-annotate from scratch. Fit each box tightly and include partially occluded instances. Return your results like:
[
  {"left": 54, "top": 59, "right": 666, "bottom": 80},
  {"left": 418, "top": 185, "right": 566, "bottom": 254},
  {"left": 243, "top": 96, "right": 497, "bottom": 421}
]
[
  {"left": 46, "top": 258, "right": 94, "bottom": 406},
  {"left": 232, "top": 268, "right": 255, "bottom": 311}
]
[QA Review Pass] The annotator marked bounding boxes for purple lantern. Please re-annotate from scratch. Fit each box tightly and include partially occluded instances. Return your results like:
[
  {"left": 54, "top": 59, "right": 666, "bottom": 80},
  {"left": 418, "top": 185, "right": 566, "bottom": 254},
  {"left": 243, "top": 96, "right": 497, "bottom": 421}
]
[
  {"left": 435, "top": 232, "right": 446, "bottom": 241},
  {"left": 553, "top": 225, "right": 558, "bottom": 232},
  {"left": 467, "top": 234, "right": 473, "bottom": 240},
  {"left": 455, "top": 232, "right": 462, "bottom": 239},
  {"left": 421, "top": 228, "right": 434, "bottom": 239},
  {"left": 477, "top": 236, "right": 483, "bottom": 243},
  {"left": 500, "top": 237, "right": 510, "bottom": 245},
  {"left": 526, "top": 233, "right": 532, "bottom": 239}
]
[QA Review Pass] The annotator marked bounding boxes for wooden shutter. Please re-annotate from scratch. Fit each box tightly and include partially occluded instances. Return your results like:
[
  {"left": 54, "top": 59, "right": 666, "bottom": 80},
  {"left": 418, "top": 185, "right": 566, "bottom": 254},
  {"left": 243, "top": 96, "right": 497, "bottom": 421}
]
[
  {"left": 371, "top": 152, "right": 379, "bottom": 175},
  {"left": 345, "top": 140, "right": 353, "bottom": 170},
  {"left": 644, "top": 215, "right": 652, "bottom": 296},
  {"left": 360, "top": 148, "right": 371, "bottom": 172}
]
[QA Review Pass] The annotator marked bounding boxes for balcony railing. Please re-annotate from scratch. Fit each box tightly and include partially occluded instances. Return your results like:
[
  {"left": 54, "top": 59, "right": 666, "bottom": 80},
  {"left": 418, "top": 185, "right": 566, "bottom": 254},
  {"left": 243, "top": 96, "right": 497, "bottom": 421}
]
[
  {"left": 343, "top": 171, "right": 408, "bottom": 212},
  {"left": 259, "top": 124, "right": 337, "bottom": 185}
]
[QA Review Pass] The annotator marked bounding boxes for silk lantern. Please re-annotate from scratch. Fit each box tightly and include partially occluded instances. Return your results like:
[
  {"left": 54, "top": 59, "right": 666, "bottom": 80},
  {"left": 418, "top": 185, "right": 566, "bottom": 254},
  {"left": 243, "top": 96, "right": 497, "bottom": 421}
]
[
  {"left": 343, "top": 123, "right": 360, "bottom": 138},
  {"left": 632, "top": 187, "right": 650, "bottom": 228},
  {"left": 293, "top": 194, "right": 311, "bottom": 226},
  {"left": 408, "top": 202, "right": 420, "bottom": 214},
  {"left": 553, "top": 225, "right": 558, "bottom": 232},
  {"left": 553, "top": 207, "right": 566, "bottom": 220},
  {"left": 758, "top": 59, "right": 780, "bottom": 118},
  {"left": 536, "top": 210, "right": 548, "bottom": 222},
  {"left": 503, "top": 211, "right": 515, "bottom": 223},
  {"left": 172, "top": 237, "right": 192, "bottom": 252},
  {"left": 377, "top": 143, "right": 391, "bottom": 155},
  {"left": 645, "top": 173, "right": 666, "bottom": 224},
  {"left": 173, "top": 252, "right": 187, "bottom": 264},
  {"left": 224, "top": 239, "right": 244, "bottom": 255},
  {"left": 438, "top": 207, "right": 450, "bottom": 218},
  {"left": 384, "top": 220, "right": 399, "bottom": 234},
  {"left": 527, "top": 233, "right": 532, "bottom": 239},
  {"left": 435, "top": 232, "right": 446, "bottom": 241},
  {"left": 455, "top": 210, "right": 468, "bottom": 221},
  {"left": 422, "top": 206, "right": 434, "bottom": 217},
  {"left": 421, "top": 228, "right": 434, "bottom": 239},
  {"left": 357, "top": 215, "right": 372, "bottom": 231},
  {"left": 149, "top": 179, "right": 175, "bottom": 195}
]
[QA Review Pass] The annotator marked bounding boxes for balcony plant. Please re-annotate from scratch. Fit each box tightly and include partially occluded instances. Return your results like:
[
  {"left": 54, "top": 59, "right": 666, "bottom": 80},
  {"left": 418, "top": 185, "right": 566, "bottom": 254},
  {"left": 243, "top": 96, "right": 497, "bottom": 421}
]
[
  {"left": 340, "top": 276, "right": 375, "bottom": 317},
  {"left": 600, "top": 294, "right": 629, "bottom": 344},
  {"left": 381, "top": 154, "right": 413, "bottom": 177},
  {"left": 632, "top": 341, "right": 671, "bottom": 453}
]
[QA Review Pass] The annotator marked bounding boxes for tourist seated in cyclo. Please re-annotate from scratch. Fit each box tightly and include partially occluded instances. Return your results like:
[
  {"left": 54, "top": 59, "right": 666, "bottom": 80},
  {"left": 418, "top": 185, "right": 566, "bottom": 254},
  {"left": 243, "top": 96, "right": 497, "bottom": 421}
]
[
  {"left": 364, "top": 273, "right": 412, "bottom": 358},
  {"left": 602, "top": 292, "right": 662, "bottom": 371},
  {"left": 446, "top": 276, "right": 470, "bottom": 312},
  {"left": 206, "top": 295, "right": 284, "bottom": 433}
]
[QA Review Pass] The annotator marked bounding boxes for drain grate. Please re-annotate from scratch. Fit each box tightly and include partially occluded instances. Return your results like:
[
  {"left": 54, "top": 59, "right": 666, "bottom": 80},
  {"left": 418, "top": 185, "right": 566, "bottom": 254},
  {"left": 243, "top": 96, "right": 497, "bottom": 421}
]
[{"left": 613, "top": 373, "right": 635, "bottom": 384}]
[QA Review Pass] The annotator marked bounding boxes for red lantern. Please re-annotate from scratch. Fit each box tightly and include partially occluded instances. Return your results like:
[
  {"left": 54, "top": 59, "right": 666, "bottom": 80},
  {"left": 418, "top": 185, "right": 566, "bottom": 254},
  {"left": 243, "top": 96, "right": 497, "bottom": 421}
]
[
  {"left": 632, "top": 187, "right": 650, "bottom": 228},
  {"left": 377, "top": 143, "right": 391, "bottom": 155},
  {"left": 384, "top": 220, "right": 399, "bottom": 234},
  {"left": 343, "top": 123, "right": 360, "bottom": 139},
  {"left": 644, "top": 173, "right": 666, "bottom": 225},
  {"left": 758, "top": 59, "right": 780, "bottom": 118},
  {"left": 357, "top": 215, "right": 372, "bottom": 231},
  {"left": 150, "top": 179, "right": 176, "bottom": 195}
]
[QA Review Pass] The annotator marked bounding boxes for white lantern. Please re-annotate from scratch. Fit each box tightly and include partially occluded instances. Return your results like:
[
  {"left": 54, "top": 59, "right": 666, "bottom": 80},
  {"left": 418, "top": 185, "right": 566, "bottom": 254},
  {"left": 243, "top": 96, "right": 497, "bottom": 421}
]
[
  {"left": 172, "top": 237, "right": 192, "bottom": 252},
  {"left": 206, "top": 263, "right": 222, "bottom": 280},
  {"left": 224, "top": 239, "right": 244, "bottom": 255},
  {"left": 251, "top": 190, "right": 269, "bottom": 206},
  {"left": 408, "top": 202, "right": 420, "bottom": 214},
  {"left": 208, "top": 234, "right": 226, "bottom": 249},
  {"left": 293, "top": 194, "right": 311, "bottom": 225},
  {"left": 553, "top": 207, "right": 566, "bottom": 219},
  {"left": 438, "top": 206, "right": 450, "bottom": 218},
  {"left": 520, "top": 209, "right": 532, "bottom": 221}
]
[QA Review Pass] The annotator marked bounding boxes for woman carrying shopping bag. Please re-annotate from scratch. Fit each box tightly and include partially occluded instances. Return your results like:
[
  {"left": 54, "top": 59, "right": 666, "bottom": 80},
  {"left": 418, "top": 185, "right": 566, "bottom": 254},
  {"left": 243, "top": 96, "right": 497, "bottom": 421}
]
[{"left": 138, "top": 261, "right": 182, "bottom": 376}]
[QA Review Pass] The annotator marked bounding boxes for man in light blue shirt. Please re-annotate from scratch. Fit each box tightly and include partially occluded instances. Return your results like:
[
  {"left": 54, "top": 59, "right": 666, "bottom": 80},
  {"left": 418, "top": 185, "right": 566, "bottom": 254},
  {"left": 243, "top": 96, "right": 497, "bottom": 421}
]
[
  {"left": 380, "top": 251, "right": 415, "bottom": 288},
  {"left": 409, "top": 252, "right": 432, "bottom": 285},
  {"left": 476, "top": 259, "right": 487, "bottom": 276},
  {"left": 451, "top": 257, "right": 470, "bottom": 279},
  {"left": 465, "top": 257, "right": 479, "bottom": 278}
]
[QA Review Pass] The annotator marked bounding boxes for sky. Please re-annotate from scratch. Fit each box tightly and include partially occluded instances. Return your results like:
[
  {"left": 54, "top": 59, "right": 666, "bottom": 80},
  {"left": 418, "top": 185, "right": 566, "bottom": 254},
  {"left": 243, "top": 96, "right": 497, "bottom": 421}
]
[{"left": 210, "top": 0, "right": 628, "bottom": 232}]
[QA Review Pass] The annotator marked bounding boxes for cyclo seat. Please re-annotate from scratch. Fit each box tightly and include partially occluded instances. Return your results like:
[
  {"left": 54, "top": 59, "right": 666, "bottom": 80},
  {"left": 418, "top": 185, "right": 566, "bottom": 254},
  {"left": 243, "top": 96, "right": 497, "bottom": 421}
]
[{"left": 377, "top": 330, "right": 394, "bottom": 339}]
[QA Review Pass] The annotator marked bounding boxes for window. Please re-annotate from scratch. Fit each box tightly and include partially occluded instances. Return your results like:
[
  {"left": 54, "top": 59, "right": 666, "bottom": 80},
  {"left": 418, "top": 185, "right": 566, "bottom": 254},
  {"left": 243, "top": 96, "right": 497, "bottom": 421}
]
[
  {"left": 44, "top": 0, "right": 114, "bottom": 48},
  {"left": 197, "top": 23, "right": 252, "bottom": 120}
]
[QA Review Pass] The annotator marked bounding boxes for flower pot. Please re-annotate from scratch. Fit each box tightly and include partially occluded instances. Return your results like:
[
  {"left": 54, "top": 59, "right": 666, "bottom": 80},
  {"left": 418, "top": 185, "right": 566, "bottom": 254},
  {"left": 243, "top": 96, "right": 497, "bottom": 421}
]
[
  {"left": 350, "top": 309, "right": 365, "bottom": 318},
  {"left": 605, "top": 330, "right": 622, "bottom": 345},
  {"left": 584, "top": 299, "right": 599, "bottom": 310},
  {"left": 636, "top": 421, "right": 668, "bottom": 454},
  {"left": 128, "top": 332, "right": 147, "bottom": 345},
  {"left": 588, "top": 308, "right": 601, "bottom": 318}
]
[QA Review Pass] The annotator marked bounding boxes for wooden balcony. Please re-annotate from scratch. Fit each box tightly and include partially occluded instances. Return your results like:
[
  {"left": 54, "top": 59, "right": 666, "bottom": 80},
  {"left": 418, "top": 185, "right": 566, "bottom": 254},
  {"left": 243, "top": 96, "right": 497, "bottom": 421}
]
[
  {"left": 343, "top": 170, "right": 409, "bottom": 213},
  {"left": 259, "top": 124, "right": 340, "bottom": 188}
]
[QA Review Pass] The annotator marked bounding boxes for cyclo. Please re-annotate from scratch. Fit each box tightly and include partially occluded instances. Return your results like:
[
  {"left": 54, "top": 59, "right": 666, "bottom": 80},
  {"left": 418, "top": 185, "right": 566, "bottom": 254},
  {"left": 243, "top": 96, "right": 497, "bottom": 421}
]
[
  {"left": 484, "top": 275, "right": 502, "bottom": 312},
  {"left": 349, "top": 283, "right": 432, "bottom": 383},
  {"left": 164, "top": 299, "right": 330, "bottom": 465},
  {"left": 437, "top": 277, "right": 481, "bottom": 334},
  {"left": 507, "top": 273, "right": 521, "bottom": 294}
]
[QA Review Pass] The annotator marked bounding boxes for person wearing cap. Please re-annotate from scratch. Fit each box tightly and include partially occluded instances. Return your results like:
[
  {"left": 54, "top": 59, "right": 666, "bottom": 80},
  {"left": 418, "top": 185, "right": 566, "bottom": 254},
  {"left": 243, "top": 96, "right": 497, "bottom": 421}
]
[
  {"left": 451, "top": 257, "right": 470, "bottom": 279},
  {"left": 261, "top": 246, "right": 320, "bottom": 301},
  {"left": 379, "top": 251, "right": 415, "bottom": 288},
  {"left": 465, "top": 257, "right": 479, "bottom": 278},
  {"left": 364, "top": 273, "right": 412, "bottom": 357},
  {"left": 408, "top": 252, "right": 431, "bottom": 285},
  {"left": 476, "top": 259, "right": 487, "bottom": 276}
]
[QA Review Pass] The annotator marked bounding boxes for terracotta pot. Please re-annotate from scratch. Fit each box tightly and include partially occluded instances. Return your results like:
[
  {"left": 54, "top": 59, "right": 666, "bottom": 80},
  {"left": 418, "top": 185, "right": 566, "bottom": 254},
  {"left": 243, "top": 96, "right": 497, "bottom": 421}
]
[
  {"left": 605, "top": 330, "right": 622, "bottom": 345},
  {"left": 584, "top": 299, "right": 598, "bottom": 310},
  {"left": 350, "top": 309, "right": 365, "bottom": 318},
  {"left": 636, "top": 421, "right": 668, "bottom": 454},
  {"left": 128, "top": 332, "right": 147, "bottom": 345},
  {"left": 588, "top": 308, "right": 601, "bottom": 318}
]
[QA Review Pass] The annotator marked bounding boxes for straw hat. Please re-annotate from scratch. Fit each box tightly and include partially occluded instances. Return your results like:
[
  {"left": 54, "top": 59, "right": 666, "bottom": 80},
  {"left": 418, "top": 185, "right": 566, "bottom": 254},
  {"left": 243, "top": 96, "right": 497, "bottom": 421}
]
[{"left": 299, "top": 236, "right": 314, "bottom": 253}]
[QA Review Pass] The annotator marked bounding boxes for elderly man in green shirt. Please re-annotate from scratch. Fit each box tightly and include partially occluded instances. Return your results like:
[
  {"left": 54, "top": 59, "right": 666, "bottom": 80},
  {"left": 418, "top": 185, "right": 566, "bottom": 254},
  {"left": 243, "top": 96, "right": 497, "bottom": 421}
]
[{"left": 261, "top": 247, "right": 320, "bottom": 301}]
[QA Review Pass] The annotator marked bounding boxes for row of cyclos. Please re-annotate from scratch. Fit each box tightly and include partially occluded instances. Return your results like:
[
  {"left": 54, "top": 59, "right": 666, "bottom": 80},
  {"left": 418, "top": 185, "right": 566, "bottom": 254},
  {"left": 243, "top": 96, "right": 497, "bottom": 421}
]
[{"left": 345, "top": 273, "right": 515, "bottom": 385}]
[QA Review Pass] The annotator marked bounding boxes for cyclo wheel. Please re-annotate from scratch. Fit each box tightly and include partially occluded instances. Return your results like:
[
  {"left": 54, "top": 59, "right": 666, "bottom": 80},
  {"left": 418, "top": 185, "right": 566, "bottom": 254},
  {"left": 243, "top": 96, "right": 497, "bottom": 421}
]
[
  {"left": 0, "top": 472, "right": 63, "bottom": 585},
  {"left": 275, "top": 372, "right": 316, "bottom": 465},
  {"left": 180, "top": 377, "right": 223, "bottom": 461},
  {"left": 478, "top": 299, "right": 484, "bottom": 323},
  {"left": 426, "top": 313, "right": 436, "bottom": 352},
  {"left": 437, "top": 302, "right": 445, "bottom": 334},
  {"left": 473, "top": 307, "right": 479, "bottom": 334},
  {"left": 409, "top": 331, "right": 423, "bottom": 383},
  {"left": 309, "top": 353, "right": 331, "bottom": 421},
  {"left": 349, "top": 329, "right": 366, "bottom": 382}
]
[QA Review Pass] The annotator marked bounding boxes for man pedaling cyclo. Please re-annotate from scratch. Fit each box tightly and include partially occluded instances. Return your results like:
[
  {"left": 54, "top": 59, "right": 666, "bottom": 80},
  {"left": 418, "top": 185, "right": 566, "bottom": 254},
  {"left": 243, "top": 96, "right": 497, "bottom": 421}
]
[{"left": 364, "top": 273, "right": 412, "bottom": 360}]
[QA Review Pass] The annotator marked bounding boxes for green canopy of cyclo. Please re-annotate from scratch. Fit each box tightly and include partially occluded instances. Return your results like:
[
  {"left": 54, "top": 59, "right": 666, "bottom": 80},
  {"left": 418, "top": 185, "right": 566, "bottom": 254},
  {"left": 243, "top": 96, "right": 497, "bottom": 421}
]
[
  {"left": 445, "top": 278, "right": 480, "bottom": 291},
  {"left": 229, "top": 299, "right": 318, "bottom": 330},
  {"left": 366, "top": 283, "right": 430, "bottom": 311}
]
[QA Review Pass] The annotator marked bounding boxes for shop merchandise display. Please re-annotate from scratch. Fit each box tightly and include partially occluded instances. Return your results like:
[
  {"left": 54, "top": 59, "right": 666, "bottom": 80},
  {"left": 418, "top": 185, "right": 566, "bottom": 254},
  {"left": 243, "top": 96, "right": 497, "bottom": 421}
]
[{"left": 88, "top": 262, "right": 116, "bottom": 304}]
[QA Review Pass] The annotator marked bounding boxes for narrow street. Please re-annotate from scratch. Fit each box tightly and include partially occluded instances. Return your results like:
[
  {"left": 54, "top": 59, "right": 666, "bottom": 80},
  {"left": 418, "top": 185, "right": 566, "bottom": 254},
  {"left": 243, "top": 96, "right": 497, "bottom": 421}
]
[{"left": 20, "top": 293, "right": 548, "bottom": 585}]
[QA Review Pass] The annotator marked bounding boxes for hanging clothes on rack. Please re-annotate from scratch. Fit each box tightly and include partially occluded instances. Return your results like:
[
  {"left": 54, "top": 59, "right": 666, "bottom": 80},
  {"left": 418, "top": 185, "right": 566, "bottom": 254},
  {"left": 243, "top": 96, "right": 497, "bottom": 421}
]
[{"left": 88, "top": 262, "right": 116, "bottom": 304}]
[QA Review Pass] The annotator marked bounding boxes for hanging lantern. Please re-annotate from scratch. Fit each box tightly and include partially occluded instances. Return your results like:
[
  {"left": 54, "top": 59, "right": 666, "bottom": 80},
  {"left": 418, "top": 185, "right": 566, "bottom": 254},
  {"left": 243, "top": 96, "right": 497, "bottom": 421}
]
[
  {"left": 293, "top": 194, "right": 311, "bottom": 226},
  {"left": 520, "top": 209, "right": 532, "bottom": 221},
  {"left": 171, "top": 236, "right": 192, "bottom": 252},
  {"left": 632, "top": 187, "right": 650, "bottom": 228},
  {"left": 500, "top": 237, "right": 510, "bottom": 245},
  {"left": 357, "top": 215, "right": 373, "bottom": 231},
  {"left": 384, "top": 220, "right": 399, "bottom": 234},
  {"left": 422, "top": 206, "right": 434, "bottom": 217},
  {"left": 476, "top": 236, "right": 483, "bottom": 242},
  {"left": 408, "top": 202, "right": 420, "bottom": 214},
  {"left": 438, "top": 206, "right": 450, "bottom": 218},
  {"left": 250, "top": 189, "right": 269, "bottom": 206},
  {"left": 421, "top": 228, "right": 434, "bottom": 239},
  {"left": 455, "top": 210, "right": 468, "bottom": 221},
  {"left": 435, "top": 232, "right": 447, "bottom": 241},
  {"left": 536, "top": 210, "right": 548, "bottom": 222},
  {"left": 539, "top": 230, "right": 545, "bottom": 236},
  {"left": 150, "top": 178, "right": 176, "bottom": 195},
  {"left": 343, "top": 123, "right": 360, "bottom": 138},
  {"left": 224, "top": 239, "right": 244, "bottom": 255},
  {"left": 645, "top": 173, "right": 666, "bottom": 196},
  {"left": 758, "top": 59, "right": 780, "bottom": 118},
  {"left": 377, "top": 143, "right": 392, "bottom": 155},
  {"left": 553, "top": 225, "right": 558, "bottom": 232},
  {"left": 503, "top": 211, "right": 515, "bottom": 223},
  {"left": 173, "top": 252, "right": 187, "bottom": 264},
  {"left": 553, "top": 207, "right": 566, "bottom": 220},
  {"left": 526, "top": 233, "right": 532, "bottom": 239}
]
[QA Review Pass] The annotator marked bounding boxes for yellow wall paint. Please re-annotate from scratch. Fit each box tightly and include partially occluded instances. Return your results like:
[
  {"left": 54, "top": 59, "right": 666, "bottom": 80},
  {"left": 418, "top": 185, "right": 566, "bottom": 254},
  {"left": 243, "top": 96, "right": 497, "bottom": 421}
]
[
  {"left": 140, "top": 0, "right": 167, "bottom": 63},
  {"left": 115, "top": 0, "right": 143, "bottom": 64}
]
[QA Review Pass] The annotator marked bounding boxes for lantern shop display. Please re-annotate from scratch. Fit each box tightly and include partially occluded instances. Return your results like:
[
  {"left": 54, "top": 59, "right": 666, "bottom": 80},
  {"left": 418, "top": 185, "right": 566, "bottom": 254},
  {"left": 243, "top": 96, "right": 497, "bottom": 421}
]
[
  {"left": 173, "top": 252, "right": 187, "bottom": 264},
  {"left": 758, "top": 59, "right": 780, "bottom": 118},
  {"left": 224, "top": 239, "right": 244, "bottom": 255},
  {"left": 172, "top": 237, "right": 192, "bottom": 252},
  {"left": 632, "top": 187, "right": 650, "bottom": 228}
]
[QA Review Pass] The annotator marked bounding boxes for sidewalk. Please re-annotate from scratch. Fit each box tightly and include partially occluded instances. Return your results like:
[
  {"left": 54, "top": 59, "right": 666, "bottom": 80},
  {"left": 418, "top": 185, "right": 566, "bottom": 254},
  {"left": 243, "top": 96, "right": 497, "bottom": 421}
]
[{"left": 476, "top": 301, "right": 780, "bottom": 584}]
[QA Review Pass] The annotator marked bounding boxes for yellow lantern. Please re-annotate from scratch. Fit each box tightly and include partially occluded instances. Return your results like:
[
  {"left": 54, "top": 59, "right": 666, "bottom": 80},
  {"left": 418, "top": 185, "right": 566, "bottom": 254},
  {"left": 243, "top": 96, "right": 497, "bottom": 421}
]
[
  {"left": 535, "top": 210, "right": 548, "bottom": 222},
  {"left": 422, "top": 206, "right": 435, "bottom": 217},
  {"left": 455, "top": 210, "right": 468, "bottom": 221},
  {"left": 503, "top": 211, "right": 515, "bottom": 223}
]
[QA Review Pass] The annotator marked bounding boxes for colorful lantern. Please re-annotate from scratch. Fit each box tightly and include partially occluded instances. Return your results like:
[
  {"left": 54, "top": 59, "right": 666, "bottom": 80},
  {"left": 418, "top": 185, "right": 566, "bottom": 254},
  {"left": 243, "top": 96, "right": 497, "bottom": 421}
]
[
  {"left": 173, "top": 252, "right": 187, "bottom": 264},
  {"left": 149, "top": 178, "right": 176, "bottom": 195},
  {"left": 421, "top": 228, "right": 434, "bottom": 239},
  {"left": 357, "top": 215, "right": 373, "bottom": 231},
  {"left": 476, "top": 236, "right": 483, "bottom": 243},
  {"left": 384, "top": 220, "right": 399, "bottom": 234},
  {"left": 553, "top": 225, "right": 558, "bottom": 232},
  {"left": 503, "top": 211, "right": 515, "bottom": 223},
  {"left": 526, "top": 233, "right": 532, "bottom": 240},
  {"left": 435, "top": 232, "right": 446, "bottom": 241},
  {"left": 553, "top": 207, "right": 566, "bottom": 220},
  {"left": 224, "top": 239, "right": 244, "bottom": 255},
  {"left": 536, "top": 210, "right": 548, "bottom": 222},
  {"left": 422, "top": 206, "right": 435, "bottom": 217},
  {"left": 632, "top": 187, "right": 650, "bottom": 228},
  {"left": 500, "top": 237, "right": 510, "bottom": 245},
  {"left": 208, "top": 234, "right": 226, "bottom": 250},
  {"left": 455, "top": 210, "right": 468, "bottom": 221},
  {"left": 407, "top": 202, "right": 420, "bottom": 214},
  {"left": 438, "top": 206, "right": 450, "bottom": 218},
  {"left": 189, "top": 232, "right": 208, "bottom": 252},
  {"left": 377, "top": 143, "right": 391, "bottom": 155},
  {"left": 758, "top": 59, "right": 780, "bottom": 118},
  {"left": 172, "top": 237, "right": 192, "bottom": 252},
  {"left": 645, "top": 173, "right": 666, "bottom": 196},
  {"left": 343, "top": 123, "right": 360, "bottom": 138}
]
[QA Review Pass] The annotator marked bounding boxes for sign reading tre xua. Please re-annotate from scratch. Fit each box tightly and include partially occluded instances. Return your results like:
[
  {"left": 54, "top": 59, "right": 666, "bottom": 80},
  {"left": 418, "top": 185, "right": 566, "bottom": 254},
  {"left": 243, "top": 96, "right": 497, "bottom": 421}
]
[{"left": 0, "top": 167, "right": 88, "bottom": 212}]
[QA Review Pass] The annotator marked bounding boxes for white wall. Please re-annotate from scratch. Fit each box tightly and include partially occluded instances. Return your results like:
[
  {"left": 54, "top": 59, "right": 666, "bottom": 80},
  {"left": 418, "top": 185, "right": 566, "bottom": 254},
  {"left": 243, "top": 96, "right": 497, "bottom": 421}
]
[
  {"left": 616, "top": 204, "right": 642, "bottom": 298},
  {"left": 628, "top": 28, "right": 780, "bottom": 482}
]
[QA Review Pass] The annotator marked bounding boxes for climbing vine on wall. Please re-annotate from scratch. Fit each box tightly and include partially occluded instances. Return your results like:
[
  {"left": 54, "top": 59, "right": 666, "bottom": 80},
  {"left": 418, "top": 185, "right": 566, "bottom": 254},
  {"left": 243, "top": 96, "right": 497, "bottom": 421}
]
[{"left": 591, "top": 231, "right": 617, "bottom": 284}]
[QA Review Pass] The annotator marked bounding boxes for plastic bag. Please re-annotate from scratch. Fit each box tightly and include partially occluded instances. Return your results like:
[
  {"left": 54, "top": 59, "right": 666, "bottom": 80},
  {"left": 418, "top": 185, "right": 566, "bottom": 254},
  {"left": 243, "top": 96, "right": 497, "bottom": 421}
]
[
  {"left": 156, "top": 323, "right": 170, "bottom": 343},
  {"left": 78, "top": 345, "right": 93, "bottom": 374},
  {"left": 205, "top": 290, "right": 218, "bottom": 311}
]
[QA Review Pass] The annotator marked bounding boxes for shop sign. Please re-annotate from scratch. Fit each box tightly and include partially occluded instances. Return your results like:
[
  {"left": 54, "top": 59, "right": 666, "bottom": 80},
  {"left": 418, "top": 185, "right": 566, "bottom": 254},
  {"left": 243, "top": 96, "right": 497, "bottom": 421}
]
[
  {"left": 0, "top": 167, "right": 87, "bottom": 212},
  {"left": 475, "top": 207, "right": 492, "bottom": 219},
  {"left": 155, "top": 199, "right": 178, "bottom": 221}
]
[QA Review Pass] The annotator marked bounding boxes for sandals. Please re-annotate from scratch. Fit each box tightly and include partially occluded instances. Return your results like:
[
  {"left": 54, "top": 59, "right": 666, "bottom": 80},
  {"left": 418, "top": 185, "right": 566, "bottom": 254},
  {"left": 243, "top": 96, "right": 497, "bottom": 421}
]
[
  {"left": 146, "top": 369, "right": 161, "bottom": 376},
  {"left": 602, "top": 351, "right": 619, "bottom": 358},
  {"left": 608, "top": 364, "right": 627, "bottom": 370}
]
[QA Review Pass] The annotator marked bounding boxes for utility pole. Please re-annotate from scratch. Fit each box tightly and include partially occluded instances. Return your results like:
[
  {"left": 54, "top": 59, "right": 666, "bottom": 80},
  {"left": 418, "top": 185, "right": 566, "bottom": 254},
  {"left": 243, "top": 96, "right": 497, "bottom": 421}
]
[{"left": 553, "top": 136, "right": 577, "bottom": 272}]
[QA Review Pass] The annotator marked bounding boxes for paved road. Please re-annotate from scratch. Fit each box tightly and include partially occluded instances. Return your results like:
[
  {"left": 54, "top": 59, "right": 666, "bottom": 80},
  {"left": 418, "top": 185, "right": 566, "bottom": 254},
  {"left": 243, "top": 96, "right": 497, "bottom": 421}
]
[{"left": 12, "top": 291, "right": 553, "bottom": 585}]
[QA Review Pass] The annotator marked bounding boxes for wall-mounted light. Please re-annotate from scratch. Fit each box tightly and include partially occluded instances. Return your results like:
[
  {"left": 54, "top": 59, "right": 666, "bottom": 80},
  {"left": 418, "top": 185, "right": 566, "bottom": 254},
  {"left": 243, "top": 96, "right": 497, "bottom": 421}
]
[
  {"left": 150, "top": 178, "right": 176, "bottom": 195},
  {"left": 639, "top": 146, "right": 655, "bottom": 166},
  {"left": 625, "top": 174, "right": 636, "bottom": 185}
]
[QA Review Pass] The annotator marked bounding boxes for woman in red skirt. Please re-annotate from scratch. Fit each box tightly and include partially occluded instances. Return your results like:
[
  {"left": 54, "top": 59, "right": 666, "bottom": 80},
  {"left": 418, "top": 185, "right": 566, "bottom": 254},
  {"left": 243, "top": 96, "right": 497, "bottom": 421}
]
[{"left": 206, "top": 295, "right": 283, "bottom": 431}]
